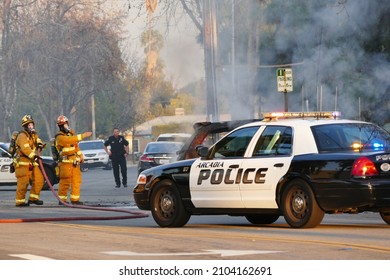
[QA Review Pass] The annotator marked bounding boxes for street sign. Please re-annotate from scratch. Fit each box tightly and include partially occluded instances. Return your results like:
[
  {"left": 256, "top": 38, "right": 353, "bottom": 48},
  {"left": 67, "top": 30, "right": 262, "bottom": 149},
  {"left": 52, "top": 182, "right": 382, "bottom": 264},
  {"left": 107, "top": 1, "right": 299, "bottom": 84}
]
[{"left": 276, "top": 68, "right": 293, "bottom": 92}]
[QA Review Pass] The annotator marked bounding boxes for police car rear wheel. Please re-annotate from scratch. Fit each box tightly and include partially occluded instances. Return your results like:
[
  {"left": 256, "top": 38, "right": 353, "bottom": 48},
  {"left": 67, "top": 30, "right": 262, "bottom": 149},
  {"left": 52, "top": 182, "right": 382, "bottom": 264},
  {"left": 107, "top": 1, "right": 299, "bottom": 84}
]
[
  {"left": 380, "top": 212, "right": 390, "bottom": 225},
  {"left": 245, "top": 214, "right": 280, "bottom": 225},
  {"left": 151, "top": 180, "right": 190, "bottom": 227},
  {"left": 281, "top": 179, "right": 324, "bottom": 228}
]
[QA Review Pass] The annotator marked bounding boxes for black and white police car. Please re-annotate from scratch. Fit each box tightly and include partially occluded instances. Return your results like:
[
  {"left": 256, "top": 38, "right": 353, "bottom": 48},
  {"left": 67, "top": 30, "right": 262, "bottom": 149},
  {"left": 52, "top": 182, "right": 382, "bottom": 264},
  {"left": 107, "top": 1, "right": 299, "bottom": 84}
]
[
  {"left": 0, "top": 142, "right": 59, "bottom": 189},
  {"left": 134, "top": 112, "right": 390, "bottom": 228}
]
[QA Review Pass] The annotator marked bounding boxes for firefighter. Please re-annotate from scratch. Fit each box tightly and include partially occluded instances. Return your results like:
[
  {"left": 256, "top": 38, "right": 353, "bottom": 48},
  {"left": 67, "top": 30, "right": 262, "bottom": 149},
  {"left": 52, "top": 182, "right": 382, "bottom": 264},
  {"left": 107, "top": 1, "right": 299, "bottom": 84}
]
[
  {"left": 14, "top": 115, "right": 46, "bottom": 207},
  {"left": 55, "top": 115, "right": 92, "bottom": 205}
]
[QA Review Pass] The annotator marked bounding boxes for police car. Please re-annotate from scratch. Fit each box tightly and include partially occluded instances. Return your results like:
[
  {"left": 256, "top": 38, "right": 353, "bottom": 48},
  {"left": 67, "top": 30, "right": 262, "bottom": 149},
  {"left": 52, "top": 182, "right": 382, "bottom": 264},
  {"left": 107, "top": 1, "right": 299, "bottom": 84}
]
[
  {"left": 134, "top": 112, "right": 390, "bottom": 228},
  {"left": 0, "top": 142, "right": 59, "bottom": 189},
  {"left": 0, "top": 143, "right": 16, "bottom": 184}
]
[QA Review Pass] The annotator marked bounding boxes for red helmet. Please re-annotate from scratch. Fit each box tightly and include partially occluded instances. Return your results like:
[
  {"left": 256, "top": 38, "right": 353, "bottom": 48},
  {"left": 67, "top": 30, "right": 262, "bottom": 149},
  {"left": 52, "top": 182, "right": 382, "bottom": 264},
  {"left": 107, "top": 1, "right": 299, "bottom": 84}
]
[{"left": 57, "top": 115, "right": 69, "bottom": 126}]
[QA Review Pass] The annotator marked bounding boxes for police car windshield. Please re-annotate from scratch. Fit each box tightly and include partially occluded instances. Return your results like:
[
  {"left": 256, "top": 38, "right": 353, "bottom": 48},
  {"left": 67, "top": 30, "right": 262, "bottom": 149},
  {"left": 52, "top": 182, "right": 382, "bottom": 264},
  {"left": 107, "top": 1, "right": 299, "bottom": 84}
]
[{"left": 312, "top": 123, "right": 390, "bottom": 153}]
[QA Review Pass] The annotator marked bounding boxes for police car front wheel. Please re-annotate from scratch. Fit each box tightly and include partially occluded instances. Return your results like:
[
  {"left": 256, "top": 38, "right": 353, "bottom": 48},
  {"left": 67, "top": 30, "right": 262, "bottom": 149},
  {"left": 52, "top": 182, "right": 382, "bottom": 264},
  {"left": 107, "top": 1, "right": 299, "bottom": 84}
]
[
  {"left": 151, "top": 179, "right": 191, "bottom": 227},
  {"left": 380, "top": 212, "right": 390, "bottom": 225},
  {"left": 281, "top": 179, "right": 324, "bottom": 228}
]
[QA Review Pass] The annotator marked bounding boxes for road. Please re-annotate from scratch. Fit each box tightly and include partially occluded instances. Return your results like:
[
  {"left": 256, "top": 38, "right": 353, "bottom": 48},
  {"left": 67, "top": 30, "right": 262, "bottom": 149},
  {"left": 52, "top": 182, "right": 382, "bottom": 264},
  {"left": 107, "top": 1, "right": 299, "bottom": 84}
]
[{"left": 0, "top": 165, "right": 389, "bottom": 260}]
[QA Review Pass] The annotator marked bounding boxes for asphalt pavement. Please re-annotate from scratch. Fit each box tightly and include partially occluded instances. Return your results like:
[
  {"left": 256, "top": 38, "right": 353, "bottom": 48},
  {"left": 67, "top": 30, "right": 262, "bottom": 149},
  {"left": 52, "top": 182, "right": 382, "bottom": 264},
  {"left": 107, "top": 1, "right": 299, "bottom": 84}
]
[{"left": 0, "top": 164, "right": 139, "bottom": 211}]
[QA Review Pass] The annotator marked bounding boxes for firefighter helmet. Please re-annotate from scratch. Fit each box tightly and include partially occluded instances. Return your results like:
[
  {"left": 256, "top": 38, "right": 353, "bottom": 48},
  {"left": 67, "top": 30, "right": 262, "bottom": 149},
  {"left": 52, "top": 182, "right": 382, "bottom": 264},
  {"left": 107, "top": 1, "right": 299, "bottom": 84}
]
[
  {"left": 57, "top": 115, "right": 69, "bottom": 126},
  {"left": 21, "top": 115, "right": 34, "bottom": 127}
]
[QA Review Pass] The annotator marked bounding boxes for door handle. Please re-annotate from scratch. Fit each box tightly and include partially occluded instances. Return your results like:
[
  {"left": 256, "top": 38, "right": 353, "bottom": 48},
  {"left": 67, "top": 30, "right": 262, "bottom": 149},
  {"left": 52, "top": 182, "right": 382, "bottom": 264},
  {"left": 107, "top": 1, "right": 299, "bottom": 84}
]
[{"left": 274, "top": 163, "right": 284, "bottom": 167}]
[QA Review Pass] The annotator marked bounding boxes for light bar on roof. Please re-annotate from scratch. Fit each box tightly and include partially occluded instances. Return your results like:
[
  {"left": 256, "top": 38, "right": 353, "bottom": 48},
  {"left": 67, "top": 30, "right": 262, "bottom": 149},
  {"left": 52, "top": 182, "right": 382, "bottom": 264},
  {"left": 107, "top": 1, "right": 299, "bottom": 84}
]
[{"left": 262, "top": 111, "right": 341, "bottom": 120}]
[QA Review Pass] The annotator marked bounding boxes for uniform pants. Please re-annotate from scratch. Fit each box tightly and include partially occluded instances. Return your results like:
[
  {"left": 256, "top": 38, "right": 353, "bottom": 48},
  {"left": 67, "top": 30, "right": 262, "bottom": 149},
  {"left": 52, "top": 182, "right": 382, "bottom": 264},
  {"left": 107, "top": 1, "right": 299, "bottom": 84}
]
[
  {"left": 112, "top": 156, "right": 127, "bottom": 186},
  {"left": 15, "top": 165, "right": 44, "bottom": 205},
  {"left": 58, "top": 162, "right": 82, "bottom": 202}
]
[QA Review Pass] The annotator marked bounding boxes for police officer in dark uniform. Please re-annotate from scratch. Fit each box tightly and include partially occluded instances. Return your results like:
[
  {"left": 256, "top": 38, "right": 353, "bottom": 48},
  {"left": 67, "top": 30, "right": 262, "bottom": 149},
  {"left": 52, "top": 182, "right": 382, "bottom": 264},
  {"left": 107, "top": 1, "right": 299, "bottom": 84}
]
[{"left": 104, "top": 128, "right": 129, "bottom": 188}]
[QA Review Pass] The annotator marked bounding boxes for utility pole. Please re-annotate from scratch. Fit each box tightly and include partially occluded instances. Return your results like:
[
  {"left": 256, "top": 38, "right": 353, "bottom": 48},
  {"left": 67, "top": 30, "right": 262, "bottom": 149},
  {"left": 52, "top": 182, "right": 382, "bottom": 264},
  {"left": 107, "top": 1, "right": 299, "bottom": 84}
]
[{"left": 203, "top": 0, "right": 219, "bottom": 121}]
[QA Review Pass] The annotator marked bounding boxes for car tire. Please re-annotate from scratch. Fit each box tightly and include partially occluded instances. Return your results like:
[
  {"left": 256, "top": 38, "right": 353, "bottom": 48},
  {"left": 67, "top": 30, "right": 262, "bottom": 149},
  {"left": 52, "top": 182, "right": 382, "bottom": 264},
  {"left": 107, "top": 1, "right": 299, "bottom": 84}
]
[
  {"left": 80, "top": 166, "right": 89, "bottom": 172},
  {"left": 380, "top": 212, "right": 390, "bottom": 225},
  {"left": 281, "top": 179, "right": 324, "bottom": 228},
  {"left": 151, "top": 179, "right": 191, "bottom": 227},
  {"left": 245, "top": 214, "right": 280, "bottom": 225},
  {"left": 104, "top": 162, "right": 112, "bottom": 170}
]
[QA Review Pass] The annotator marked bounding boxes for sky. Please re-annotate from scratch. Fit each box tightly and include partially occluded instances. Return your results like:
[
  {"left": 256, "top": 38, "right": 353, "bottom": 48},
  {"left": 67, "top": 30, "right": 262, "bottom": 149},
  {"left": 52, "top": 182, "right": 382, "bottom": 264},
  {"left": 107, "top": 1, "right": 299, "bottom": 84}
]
[{"left": 119, "top": 1, "right": 205, "bottom": 88}]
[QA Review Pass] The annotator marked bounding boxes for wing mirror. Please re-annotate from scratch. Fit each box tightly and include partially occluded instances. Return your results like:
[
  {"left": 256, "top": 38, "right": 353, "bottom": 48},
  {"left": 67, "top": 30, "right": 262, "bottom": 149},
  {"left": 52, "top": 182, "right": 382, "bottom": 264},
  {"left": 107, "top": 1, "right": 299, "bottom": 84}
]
[{"left": 196, "top": 145, "right": 209, "bottom": 158}]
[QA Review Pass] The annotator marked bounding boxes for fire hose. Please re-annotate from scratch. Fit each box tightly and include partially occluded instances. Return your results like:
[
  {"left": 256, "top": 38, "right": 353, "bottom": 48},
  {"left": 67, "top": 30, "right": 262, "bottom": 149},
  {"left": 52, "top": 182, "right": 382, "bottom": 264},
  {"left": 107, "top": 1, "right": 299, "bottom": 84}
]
[{"left": 0, "top": 149, "right": 149, "bottom": 223}]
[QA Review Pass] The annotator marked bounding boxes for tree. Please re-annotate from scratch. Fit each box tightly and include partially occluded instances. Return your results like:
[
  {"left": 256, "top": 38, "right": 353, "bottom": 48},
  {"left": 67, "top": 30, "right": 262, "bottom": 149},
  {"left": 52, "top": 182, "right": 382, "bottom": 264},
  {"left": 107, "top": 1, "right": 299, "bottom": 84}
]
[
  {"left": 0, "top": 0, "right": 31, "bottom": 140},
  {"left": 0, "top": 0, "right": 128, "bottom": 141}
]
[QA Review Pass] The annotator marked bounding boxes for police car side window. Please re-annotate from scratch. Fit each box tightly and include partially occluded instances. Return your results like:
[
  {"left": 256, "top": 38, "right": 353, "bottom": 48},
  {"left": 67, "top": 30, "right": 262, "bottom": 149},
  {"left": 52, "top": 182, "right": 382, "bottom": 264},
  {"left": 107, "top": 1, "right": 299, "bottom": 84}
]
[
  {"left": 253, "top": 126, "right": 292, "bottom": 156},
  {"left": 1, "top": 148, "right": 8, "bottom": 157},
  {"left": 212, "top": 126, "right": 260, "bottom": 159}
]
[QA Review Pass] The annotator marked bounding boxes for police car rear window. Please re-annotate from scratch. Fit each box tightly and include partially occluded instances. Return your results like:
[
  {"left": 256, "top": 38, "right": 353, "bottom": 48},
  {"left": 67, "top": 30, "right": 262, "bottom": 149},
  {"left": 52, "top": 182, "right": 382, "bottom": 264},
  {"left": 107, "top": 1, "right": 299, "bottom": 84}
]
[{"left": 312, "top": 123, "right": 390, "bottom": 153}]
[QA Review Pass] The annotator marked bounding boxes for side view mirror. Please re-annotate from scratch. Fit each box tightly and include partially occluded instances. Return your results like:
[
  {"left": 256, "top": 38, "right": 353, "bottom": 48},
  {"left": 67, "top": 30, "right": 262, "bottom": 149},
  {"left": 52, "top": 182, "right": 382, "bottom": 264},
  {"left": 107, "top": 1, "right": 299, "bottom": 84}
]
[{"left": 196, "top": 145, "right": 209, "bottom": 158}]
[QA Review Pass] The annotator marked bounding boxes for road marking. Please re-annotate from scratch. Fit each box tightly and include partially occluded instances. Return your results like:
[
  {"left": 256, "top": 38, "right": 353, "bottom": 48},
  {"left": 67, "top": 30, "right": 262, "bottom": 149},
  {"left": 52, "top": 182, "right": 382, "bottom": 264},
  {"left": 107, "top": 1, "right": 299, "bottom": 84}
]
[
  {"left": 102, "top": 249, "right": 283, "bottom": 257},
  {"left": 8, "top": 254, "right": 54, "bottom": 260}
]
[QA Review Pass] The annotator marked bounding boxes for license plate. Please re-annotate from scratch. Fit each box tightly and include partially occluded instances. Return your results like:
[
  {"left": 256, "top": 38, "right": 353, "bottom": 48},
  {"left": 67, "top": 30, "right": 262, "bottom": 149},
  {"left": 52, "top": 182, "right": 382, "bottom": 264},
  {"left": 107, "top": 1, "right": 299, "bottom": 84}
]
[
  {"left": 159, "top": 159, "right": 170, "bottom": 164},
  {"left": 87, "top": 160, "right": 94, "bottom": 163}
]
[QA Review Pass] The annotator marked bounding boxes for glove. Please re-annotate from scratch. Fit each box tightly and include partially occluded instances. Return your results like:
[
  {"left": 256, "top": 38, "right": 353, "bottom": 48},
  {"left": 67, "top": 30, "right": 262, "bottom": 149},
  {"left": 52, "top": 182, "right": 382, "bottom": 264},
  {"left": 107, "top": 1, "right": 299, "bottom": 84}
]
[
  {"left": 38, "top": 143, "right": 46, "bottom": 150},
  {"left": 37, "top": 142, "right": 46, "bottom": 149}
]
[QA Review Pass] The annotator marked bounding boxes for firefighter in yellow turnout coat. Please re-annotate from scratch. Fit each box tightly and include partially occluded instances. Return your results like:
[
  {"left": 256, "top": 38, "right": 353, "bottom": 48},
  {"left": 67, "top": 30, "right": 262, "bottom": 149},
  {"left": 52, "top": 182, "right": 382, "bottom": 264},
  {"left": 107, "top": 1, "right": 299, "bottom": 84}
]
[
  {"left": 14, "top": 115, "right": 46, "bottom": 207},
  {"left": 55, "top": 115, "right": 92, "bottom": 204}
]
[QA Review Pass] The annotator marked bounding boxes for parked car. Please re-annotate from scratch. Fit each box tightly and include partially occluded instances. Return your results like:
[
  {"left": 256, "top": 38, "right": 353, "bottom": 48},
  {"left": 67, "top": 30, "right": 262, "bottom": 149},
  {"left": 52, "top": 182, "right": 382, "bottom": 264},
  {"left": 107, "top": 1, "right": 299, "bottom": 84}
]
[
  {"left": 134, "top": 111, "right": 390, "bottom": 228},
  {"left": 0, "top": 142, "right": 59, "bottom": 190},
  {"left": 138, "top": 141, "right": 183, "bottom": 174},
  {"left": 79, "top": 140, "right": 112, "bottom": 172}
]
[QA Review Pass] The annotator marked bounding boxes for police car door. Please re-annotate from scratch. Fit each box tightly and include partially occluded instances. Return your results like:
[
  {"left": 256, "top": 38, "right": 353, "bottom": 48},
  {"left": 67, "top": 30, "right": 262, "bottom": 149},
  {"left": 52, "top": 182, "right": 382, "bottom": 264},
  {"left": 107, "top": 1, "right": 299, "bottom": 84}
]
[
  {"left": 0, "top": 145, "right": 16, "bottom": 183},
  {"left": 239, "top": 125, "right": 293, "bottom": 208},
  {"left": 189, "top": 126, "right": 261, "bottom": 208}
]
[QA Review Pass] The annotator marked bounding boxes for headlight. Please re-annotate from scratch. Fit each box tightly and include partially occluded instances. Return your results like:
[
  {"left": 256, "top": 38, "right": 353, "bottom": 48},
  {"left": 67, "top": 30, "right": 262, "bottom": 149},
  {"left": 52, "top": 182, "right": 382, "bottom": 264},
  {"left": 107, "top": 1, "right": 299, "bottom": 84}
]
[{"left": 137, "top": 174, "right": 147, "bottom": 185}]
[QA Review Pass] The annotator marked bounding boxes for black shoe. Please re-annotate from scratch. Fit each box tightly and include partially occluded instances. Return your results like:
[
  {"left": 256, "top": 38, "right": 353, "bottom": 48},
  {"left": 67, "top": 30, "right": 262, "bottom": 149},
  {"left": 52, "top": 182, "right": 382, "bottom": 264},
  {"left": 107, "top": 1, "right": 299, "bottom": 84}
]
[
  {"left": 16, "top": 202, "right": 30, "bottom": 207},
  {"left": 123, "top": 184, "right": 128, "bottom": 188},
  {"left": 115, "top": 185, "right": 120, "bottom": 188},
  {"left": 71, "top": 201, "right": 84, "bottom": 205},
  {"left": 28, "top": 200, "right": 43, "bottom": 205}
]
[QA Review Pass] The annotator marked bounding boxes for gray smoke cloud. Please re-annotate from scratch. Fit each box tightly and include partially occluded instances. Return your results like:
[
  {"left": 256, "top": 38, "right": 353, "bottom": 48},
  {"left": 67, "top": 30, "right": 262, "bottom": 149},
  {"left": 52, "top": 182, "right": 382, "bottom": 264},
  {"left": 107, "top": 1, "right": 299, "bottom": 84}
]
[{"left": 212, "top": 0, "right": 389, "bottom": 125}]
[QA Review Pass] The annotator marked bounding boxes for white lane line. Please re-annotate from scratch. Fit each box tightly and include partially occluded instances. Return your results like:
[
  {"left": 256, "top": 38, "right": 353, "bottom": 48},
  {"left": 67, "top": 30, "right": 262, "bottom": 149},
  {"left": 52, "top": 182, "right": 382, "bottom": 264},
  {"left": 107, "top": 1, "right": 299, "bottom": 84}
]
[
  {"left": 9, "top": 254, "right": 54, "bottom": 260},
  {"left": 102, "top": 249, "right": 284, "bottom": 257}
]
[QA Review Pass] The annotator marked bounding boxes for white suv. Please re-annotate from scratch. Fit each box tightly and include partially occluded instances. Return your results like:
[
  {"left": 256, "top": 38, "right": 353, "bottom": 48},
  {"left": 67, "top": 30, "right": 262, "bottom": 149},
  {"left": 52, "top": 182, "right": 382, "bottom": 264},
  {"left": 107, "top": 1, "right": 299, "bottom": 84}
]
[{"left": 79, "top": 140, "right": 112, "bottom": 171}]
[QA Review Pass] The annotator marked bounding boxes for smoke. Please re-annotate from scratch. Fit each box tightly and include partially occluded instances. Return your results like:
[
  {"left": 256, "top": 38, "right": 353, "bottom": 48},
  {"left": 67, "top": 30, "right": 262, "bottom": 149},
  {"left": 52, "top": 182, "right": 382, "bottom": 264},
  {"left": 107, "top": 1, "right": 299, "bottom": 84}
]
[{"left": 213, "top": 0, "right": 390, "bottom": 124}]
